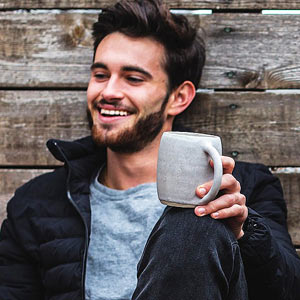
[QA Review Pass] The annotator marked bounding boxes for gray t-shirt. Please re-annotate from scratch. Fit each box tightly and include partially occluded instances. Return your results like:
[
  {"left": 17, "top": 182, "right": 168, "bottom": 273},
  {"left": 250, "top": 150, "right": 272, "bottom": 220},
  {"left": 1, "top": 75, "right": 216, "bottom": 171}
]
[{"left": 85, "top": 171, "right": 165, "bottom": 300}]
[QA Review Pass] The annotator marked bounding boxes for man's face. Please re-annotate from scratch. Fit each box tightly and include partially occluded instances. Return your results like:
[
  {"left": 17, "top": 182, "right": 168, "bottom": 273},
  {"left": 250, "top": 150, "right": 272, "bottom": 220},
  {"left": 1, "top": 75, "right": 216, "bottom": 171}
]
[{"left": 87, "top": 32, "right": 171, "bottom": 153}]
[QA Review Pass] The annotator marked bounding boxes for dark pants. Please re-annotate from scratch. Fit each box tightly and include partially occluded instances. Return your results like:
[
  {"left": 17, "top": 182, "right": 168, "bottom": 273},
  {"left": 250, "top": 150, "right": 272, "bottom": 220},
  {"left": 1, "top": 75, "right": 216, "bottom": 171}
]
[{"left": 132, "top": 207, "right": 248, "bottom": 300}]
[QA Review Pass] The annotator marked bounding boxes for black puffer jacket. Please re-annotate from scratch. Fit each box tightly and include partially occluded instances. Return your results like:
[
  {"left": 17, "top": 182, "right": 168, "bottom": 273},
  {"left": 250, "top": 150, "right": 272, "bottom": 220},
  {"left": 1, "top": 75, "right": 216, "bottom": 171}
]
[{"left": 0, "top": 136, "right": 299, "bottom": 300}]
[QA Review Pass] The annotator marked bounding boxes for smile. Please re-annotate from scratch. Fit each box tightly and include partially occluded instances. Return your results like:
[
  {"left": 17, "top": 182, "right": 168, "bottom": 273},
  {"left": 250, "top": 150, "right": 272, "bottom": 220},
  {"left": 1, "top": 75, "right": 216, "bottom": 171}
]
[{"left": 100, "top": 109, "right": 129, "bottom": 116}]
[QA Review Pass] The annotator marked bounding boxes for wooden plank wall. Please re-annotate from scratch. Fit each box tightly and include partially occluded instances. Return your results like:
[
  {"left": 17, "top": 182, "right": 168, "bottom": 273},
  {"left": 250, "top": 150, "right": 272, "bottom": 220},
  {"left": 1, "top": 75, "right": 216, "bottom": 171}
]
[{"left": 0, "top": 1, "right": 299, "bottom": 255}]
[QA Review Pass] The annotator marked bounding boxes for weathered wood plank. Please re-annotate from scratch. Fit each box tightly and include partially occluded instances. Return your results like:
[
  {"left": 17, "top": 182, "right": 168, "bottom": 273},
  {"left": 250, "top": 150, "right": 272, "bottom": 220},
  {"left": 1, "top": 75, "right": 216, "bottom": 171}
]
[
  {"left": 0, "top": 90, "right": 90, "bottom": 166},
  {"left": 0, "top": 169, "right": 299, "bottom": 245},
  {"left": 201, "top": 13, "right": 300, "bottom": 89},
  {"left": 1, "top": 0, "right": 300, "bottom": 9},
  {"left": 0, "top": 11, "right": 94, "bottom": 88},
  {"left": 176, "top": 90, "right": 300, "bottom": 165},
  {"left": 0, "top": 90, "right": 299, "bottom": 166},
  {"left": 1, "top": 12, "right": 300, "bottom": 89}
]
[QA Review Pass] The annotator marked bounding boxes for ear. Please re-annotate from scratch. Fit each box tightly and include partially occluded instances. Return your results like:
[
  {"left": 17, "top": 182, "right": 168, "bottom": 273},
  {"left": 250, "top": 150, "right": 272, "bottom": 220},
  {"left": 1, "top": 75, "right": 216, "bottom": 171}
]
[{"left": 166, "top": 81, "right": 196, "bottom": 117}]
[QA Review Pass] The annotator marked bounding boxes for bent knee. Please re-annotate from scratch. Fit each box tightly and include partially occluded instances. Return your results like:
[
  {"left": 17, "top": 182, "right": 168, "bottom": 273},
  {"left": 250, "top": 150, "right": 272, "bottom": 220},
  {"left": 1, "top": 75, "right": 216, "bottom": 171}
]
[{"left": 154, "top": 207, "right": 236, "bottom": 254}]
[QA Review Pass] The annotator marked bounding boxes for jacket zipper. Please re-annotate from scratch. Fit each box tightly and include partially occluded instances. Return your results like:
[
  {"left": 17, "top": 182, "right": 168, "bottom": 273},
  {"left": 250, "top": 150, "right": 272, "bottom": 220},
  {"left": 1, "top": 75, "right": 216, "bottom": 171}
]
[
  {"left": 67, "top": 190, "right": 89, "bottom": 300},
  {"left": 53, "top": 141, "right": 89, "bottom": 300}
]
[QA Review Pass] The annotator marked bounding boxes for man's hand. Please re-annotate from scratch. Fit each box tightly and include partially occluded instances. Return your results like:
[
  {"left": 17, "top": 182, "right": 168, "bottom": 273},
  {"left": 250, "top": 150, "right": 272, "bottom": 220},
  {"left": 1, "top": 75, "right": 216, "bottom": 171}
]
[{"left": 194, "top": 156, "right": 248, "bottom": 239}]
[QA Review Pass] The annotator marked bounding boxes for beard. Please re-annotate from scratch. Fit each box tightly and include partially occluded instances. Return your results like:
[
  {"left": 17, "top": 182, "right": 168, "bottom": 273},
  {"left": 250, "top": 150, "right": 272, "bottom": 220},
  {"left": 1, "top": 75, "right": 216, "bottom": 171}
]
[{"left": 87, "top": 93, "right": 169, "bottom": 154}]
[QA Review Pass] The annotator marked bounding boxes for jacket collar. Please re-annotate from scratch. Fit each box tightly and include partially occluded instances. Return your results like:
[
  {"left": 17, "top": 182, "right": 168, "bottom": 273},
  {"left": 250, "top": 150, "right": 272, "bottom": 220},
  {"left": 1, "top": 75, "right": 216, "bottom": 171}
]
[
  {"left": 46, "top": 136, "right": 101, "bottom": 163},
  {"left": 46, "top": 123, "right": 189, "bottom": 164},
  {"left": 46, "top": 136, "right": 106, "bottom": 232},
  {"left": 47, "top": 136, "right": 106, "bottom": 192}
]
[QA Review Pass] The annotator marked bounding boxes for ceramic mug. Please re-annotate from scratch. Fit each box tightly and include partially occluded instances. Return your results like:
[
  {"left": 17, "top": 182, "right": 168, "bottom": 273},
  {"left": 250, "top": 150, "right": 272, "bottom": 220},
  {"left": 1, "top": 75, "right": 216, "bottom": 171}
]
[{"left": 157, "top": 132, "right": 223, "bottom": 207}]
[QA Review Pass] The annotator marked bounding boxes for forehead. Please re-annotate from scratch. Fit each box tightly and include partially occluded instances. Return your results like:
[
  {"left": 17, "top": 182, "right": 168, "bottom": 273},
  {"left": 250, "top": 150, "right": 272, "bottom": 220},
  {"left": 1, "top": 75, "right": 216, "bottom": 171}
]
[{"left": 94, "top": 32, "right": 166, "bottom": 74}]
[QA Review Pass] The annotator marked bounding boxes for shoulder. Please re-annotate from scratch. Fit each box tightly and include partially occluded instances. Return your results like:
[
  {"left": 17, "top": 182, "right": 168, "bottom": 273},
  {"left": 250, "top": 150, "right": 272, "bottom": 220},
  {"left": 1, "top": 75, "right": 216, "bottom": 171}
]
[
  {"left": 13, "top": 167, "right": 67, "bottom": 199},
  {"left": 7, "top": 167, "right": 68, "bottom": 219},
  {"left": 233, "top": 161, "right": 282, "bottom": 199},
  {"left": 233, "top": 161, "right": 272, "bottom": 182},
  {"left": 234, "top": 161, "right": 287, "bottom": 224}
]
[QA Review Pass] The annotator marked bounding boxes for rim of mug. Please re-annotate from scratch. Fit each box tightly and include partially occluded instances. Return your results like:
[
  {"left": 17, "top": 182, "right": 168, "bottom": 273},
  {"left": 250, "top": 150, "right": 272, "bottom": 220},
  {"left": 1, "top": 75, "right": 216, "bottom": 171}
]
[{"left": 164, "top": 131, "right": 219, "bottom": 138}]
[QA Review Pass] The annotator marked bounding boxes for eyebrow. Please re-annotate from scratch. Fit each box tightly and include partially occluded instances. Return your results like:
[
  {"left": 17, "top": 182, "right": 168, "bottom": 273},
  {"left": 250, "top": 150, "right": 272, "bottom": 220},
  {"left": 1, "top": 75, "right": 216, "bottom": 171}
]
[
  {"left": 90, "top": 62, "right": 153, "bottom": 80},
  {"left": 122, "top": 66, "right": 153, "bottom": 79},
  {"left": 90, "top": 62, "right": 107, "bottom": 71}
]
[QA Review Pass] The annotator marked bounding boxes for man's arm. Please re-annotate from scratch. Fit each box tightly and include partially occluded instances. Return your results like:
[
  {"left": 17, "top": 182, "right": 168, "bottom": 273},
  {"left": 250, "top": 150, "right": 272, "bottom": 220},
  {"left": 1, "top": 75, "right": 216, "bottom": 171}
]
[
  {"left": 0, "top": 194, "right": 44, "bottom": 299},
  {"left": 237, "top": 163, "right": 300, "bottom": 300}
]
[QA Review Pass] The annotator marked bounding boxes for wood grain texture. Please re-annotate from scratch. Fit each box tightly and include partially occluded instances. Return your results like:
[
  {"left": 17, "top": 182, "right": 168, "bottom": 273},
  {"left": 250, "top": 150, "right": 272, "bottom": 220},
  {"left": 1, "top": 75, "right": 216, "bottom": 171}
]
[
  {"left": 0, "top": 11, "right": 94, "bottom": 88},
  {"left": 1, "top": 12, "right": 300, "bottom": 89},
  {"left": 1, "top": 90, "right": 299, "bottom": 166},
  {"left": 0, "top": 90, "right": 90, "bottom": 166},
  {"left": 1, "top": 0, "right": 300, "bottom": 9},
  {"left": 200, "top": 13, "right": 300, "bottom": 89},
  {"left": 0, "top": 169, "right": 299, "bottom": 245},
  {"left": 175, "top": 90, "right": 300, "bottom": 166}
]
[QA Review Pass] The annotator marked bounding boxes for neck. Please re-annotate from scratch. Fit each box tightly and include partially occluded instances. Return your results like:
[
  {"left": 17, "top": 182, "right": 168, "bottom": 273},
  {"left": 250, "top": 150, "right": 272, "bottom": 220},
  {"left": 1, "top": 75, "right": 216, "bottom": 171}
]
[{"left": 100, "top": 133, "right": 163, "bottom": 190}]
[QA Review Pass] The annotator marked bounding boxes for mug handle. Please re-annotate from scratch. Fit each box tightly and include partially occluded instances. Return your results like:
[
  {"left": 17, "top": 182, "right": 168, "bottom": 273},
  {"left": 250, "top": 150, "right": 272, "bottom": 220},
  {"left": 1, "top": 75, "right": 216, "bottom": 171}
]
[{"left": 200, "top": 144, "right": 223, "bottom": 205}]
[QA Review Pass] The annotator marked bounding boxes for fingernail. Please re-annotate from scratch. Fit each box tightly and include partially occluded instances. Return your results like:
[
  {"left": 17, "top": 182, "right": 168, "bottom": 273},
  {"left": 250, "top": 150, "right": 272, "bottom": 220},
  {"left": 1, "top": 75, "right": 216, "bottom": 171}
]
[
  {"left": 212, "top": 212, "right": 219, "bottom": 218},
  {"left": 198, "top": 186, "right": 206, "bottom": 197},
  {"left": 196, "top": 207, "right": 206, "bottom": 216}
]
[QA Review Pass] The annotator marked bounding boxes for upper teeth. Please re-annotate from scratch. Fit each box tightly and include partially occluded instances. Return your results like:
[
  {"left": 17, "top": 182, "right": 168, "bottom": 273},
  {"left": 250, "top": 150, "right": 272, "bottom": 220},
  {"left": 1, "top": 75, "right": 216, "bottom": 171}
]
[{"left": 101, "top": 109, "right": 128, "bottom": 116}]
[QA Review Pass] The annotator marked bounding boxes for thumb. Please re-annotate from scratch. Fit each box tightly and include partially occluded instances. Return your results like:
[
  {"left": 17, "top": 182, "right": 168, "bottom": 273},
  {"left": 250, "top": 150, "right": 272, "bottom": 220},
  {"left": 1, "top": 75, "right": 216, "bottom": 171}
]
[{"left": 196, "top": 180, "right": 213, "bottom": 198}]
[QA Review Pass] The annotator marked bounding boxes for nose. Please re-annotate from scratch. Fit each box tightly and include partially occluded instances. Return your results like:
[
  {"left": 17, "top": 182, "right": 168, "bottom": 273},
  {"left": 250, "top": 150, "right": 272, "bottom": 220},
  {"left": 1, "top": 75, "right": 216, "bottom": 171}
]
[{"left": 101, "top": 76, "right": 124, "bottom": 102}]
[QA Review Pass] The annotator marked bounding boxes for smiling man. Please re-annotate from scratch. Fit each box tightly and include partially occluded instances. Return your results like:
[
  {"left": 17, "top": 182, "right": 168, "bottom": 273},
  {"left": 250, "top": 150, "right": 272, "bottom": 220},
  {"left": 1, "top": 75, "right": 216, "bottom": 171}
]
[
  {"left": 88, "top": 32, "right": 171, "bottom": 156},
  {"left": 1, "top": 0, "right": 300, "bottom": 300}
]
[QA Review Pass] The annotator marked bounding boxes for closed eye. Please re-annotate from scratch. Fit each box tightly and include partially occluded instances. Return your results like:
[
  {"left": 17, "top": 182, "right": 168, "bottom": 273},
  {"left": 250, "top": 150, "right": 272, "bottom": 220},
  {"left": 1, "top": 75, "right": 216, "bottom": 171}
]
[
  {"left": 126, "top": 76, "right": 144, "bottom": 84},
  {"left": 94, "top": 73, "right": 108, "bottom": 80}
]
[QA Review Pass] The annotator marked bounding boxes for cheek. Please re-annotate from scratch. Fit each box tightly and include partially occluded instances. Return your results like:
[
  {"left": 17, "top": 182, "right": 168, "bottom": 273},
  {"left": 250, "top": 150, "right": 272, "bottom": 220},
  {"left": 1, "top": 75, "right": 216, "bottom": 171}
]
[
  {"left": 87, "top": 81, "right": 99, "bottom": 106},
  {"left": 148, "top": 90, "right": 168, "bottom": 111},
  {"left": 137, "top": 87, "right": 166, "bottom": 107}
]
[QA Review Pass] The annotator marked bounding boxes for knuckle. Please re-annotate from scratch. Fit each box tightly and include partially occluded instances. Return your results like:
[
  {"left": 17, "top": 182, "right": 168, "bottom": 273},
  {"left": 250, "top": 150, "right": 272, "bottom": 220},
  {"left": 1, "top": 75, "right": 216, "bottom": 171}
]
[
  {"left": 224, "top": 173, "right": 234, "bottom": 182},
  {"left": 236, "top": 180, "right": 241, "bottom": 191},
  {"left": 240, "top": 193, "right": 246, "bottom": 204},
  {"left": 230, "top": 204, "right": 239, "bottom": 215},
  {"left": 223, "top": 173, "right": 241, "bottom": 191},
  {"left": 226, "top": 194, "right": 236, "bottom": 206},
  {"left": 239, "top": 205, "right": 245, "bottom": 215},
  {"left": 235, "top": 193, "right": 240, "bottom": 203},
  {"left": 208, "top": 201, "right": 217, "bottom": 212},
  {"left": 235, "top": 204, "right": 244, "bottom": 215},
  {"left": 228, "top": 157, "right": 235, "bottom": 168},
  {"left": 223, "top": 156, "right": 235, "bottom": 171}
]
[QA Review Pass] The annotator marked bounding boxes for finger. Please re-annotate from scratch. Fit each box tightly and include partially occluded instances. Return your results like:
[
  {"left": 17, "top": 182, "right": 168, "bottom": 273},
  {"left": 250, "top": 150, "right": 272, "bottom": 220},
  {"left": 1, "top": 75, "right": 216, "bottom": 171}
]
[
  {"left": 196, "top": 173, "right": 241, "bottom": 198},
  {"left": 194, "top": 192, "right": 246, "bottom": 217},
  {"left": 195, "top": 180, "right": 213, "bottom": 198},
  {"left": 221, "top": 173, "right": 241, "bottom": 193},
  {"left": 211, "top": 205, "right": 248, "bottom": 239},
  {"left": 210, "top": 204, "right": 248, "bottom": 221},
  {"left": 210, "top": 156, "right": 235, "bottom": 174}
]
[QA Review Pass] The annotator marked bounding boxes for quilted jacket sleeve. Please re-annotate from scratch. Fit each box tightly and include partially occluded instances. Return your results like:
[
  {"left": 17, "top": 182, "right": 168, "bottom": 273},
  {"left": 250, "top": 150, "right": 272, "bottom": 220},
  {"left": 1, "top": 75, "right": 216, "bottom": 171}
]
[
  {"left": 0, "top": 189, "right": 44, "bottom": 299},
  {"left": 235, "top": 162, "right": 300, "bottom": 300}
]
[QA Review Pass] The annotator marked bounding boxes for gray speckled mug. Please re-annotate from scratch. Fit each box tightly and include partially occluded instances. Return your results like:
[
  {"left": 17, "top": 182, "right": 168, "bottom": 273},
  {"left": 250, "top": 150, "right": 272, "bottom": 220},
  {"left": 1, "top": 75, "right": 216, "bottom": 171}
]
[{"left": 157, "top": 132, "right": 223, "bottom": 207}]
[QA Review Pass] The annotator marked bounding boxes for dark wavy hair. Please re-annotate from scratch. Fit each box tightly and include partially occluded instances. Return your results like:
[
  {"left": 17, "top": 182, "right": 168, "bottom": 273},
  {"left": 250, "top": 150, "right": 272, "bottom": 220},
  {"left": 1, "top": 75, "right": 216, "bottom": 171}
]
[{"left": 92, "top": 0, "right": 206, "bottom": 91}]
